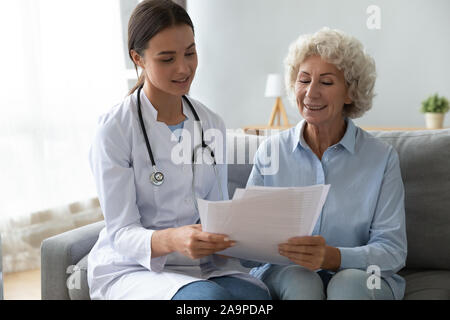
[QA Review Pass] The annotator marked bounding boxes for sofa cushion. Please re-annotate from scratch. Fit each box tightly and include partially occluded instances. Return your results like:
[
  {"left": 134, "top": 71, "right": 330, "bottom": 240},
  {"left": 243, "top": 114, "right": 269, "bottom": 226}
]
[
  {"left": 401, "top": 270, "right": 450, "bottom": 300},
  {"left": 226, "top": 133, "right": 267, "bottom": 198},
  {"left": 369, "top": 129, "right": 450, "bottom": 270},
  {"left": 227, "top": 164, "right": 253, "bottom": 198}
]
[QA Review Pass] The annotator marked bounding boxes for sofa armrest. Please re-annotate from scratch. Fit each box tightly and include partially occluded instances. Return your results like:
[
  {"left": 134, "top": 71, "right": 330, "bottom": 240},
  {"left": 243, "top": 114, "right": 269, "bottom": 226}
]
[
  {"left": 1, "top": 233, "right": 3, "bottom": 300},
  {"left": 40, "top": 220, "right": 105, "bottom": 300}
]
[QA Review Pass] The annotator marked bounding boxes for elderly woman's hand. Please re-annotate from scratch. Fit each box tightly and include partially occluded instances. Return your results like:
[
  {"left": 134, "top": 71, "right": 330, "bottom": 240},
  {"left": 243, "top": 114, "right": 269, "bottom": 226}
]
[{"left": 278, "top": 236, "right": 341, "bottom": 271}]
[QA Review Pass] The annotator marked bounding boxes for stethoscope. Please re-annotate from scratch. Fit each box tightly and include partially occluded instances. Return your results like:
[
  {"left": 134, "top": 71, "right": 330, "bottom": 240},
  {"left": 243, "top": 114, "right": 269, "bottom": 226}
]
[{"left": 136, "top": 85, "right": 223, "bottom": 211}]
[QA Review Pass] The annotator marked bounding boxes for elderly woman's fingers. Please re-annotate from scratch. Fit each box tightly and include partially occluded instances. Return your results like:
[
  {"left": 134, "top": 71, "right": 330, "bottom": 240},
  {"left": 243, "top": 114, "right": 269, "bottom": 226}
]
[
  {"left": 279, "top": 241, "right": 327, "bottom": 270},
  {"left": 278, "top": 244, "right": 315, "bottom": 255},
  {"left": 279, "top": 249, "right": 313, "bottom": 260},
  {"left": 279, "top": 251, "right": 319, "bottom": 270},
  {"left": 287, "top": 235, "right": 326, "bottom": 246}
]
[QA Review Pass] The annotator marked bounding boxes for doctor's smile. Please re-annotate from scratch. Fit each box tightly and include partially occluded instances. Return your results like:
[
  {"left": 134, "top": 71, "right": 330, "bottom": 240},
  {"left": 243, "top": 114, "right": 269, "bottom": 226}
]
[{"left": 171, "top": 75, "right": 193, "bottom": 90}]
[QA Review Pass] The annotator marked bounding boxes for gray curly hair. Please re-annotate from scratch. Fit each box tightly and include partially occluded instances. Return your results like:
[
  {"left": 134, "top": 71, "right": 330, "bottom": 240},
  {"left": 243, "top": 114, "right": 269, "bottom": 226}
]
[{"left": 284, "top": 27, "right": 377, "bottom": 118}]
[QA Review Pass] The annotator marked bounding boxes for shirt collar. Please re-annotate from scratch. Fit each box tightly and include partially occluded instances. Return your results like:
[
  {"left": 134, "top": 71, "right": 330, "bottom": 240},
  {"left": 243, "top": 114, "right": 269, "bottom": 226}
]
[
  {"left": 138, "top": 89, "right": 189, "bottom": 121},
  {"left": 292, "top": 118, "right": 356, "bottom": 154},
  {"left": 339, "top": 118, "right": 356, "bottom": 154},
  {"left": 292, "top": 120, "right": 306, "bottom": 152}
]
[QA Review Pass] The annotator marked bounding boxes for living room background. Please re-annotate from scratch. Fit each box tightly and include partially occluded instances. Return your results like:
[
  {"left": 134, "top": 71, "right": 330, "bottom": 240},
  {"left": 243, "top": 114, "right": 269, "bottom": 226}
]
[
  {"left": 187, "top": 0, "right": 450, "bottom": 129},
  {"left": 0, "top": 0, "right": 448, "bottom": 274}
]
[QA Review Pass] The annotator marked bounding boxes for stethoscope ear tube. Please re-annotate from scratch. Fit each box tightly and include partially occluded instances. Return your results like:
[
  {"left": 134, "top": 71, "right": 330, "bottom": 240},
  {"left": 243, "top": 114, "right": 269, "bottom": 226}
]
[{"left": 137, "top": 85, "right": 157, "bottom": 169}]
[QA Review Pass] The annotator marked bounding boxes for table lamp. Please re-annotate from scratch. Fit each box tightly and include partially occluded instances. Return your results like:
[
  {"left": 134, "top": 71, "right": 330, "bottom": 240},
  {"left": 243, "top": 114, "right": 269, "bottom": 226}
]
[{"left": 265, "top": 73, "right": 290, "bottom": 127}]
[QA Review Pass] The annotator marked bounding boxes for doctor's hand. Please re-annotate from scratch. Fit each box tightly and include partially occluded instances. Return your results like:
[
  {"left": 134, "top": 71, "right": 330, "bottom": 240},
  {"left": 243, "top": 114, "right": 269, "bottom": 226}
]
[
  {"left": 170, "top": 224, "right": 236, "bottom": 260},
  {"left": 278, "top": 236, "right": 341, "bottom": 272}
]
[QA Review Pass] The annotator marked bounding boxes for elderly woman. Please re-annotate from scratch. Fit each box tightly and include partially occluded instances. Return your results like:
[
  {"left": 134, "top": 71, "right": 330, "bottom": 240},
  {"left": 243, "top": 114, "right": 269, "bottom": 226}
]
[{"left": 246, "top": 28, "right": 407, "bottom": 300}]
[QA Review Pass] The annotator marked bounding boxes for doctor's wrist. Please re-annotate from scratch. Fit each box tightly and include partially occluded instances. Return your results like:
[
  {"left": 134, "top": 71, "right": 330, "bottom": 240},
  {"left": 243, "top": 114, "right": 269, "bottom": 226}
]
[{"left": 151, "top": 228, "right": 176, "bottom": 258}]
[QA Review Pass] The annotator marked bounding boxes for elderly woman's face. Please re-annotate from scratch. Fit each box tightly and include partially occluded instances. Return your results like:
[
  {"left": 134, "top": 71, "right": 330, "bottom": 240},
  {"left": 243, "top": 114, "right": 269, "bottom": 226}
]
[{"left": 295, "top": 55, "right": 352, "bottom": 127}]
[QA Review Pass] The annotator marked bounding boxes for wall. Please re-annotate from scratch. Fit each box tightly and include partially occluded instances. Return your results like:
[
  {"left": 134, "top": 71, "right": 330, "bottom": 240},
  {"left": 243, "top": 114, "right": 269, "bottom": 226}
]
[{"left": 187, "top": 0, "right": 450, "bottom": 129}]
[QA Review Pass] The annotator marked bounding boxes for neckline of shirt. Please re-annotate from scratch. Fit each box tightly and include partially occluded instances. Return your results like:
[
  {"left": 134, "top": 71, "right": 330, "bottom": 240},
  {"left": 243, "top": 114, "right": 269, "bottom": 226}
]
[
  {"left": 137, "top": 89, "right": 190, "bottom": 123},
  {"left": 293, "top": 118, "right": 356, "bottom": 154}
]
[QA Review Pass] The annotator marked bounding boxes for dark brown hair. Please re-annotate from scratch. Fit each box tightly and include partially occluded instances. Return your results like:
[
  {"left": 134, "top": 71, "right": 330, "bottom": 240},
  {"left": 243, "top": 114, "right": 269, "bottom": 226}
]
[{"left": 128, "top": 0, "right": 194, "bottom": 95}]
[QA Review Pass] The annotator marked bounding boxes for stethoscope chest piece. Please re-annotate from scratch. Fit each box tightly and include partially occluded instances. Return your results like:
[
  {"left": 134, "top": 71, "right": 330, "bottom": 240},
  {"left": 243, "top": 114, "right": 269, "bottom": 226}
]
[{"left": 150, "top": 171, "right": 164, "bottom": 186}]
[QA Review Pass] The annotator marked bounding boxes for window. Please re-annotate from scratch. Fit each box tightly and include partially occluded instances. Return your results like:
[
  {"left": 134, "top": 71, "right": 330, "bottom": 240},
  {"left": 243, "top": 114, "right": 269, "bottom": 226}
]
[{"left": 0, "top": 0, "right": 128, "bottom": 222}]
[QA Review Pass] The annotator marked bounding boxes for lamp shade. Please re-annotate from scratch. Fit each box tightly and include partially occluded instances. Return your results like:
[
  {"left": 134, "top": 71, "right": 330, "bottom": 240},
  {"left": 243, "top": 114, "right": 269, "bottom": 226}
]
[{"left": 264, "top": 73, "right": 283, "bottom": 97}]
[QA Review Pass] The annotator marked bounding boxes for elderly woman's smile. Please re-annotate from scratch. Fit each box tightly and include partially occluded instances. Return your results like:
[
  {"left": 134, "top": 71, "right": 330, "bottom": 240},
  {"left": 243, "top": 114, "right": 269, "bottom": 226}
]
[
  {"left": 295, "top": 55, "right": 352, "bottom": 129},
  {"left": 304, "top": 104, "right": 327, "bottom": 111}
]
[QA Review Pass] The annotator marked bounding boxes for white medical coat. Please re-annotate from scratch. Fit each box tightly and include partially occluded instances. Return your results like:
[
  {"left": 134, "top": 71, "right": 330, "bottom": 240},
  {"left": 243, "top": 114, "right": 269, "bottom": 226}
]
[{"left": 87, "top": 89, "right": 261, "bottom": 299}]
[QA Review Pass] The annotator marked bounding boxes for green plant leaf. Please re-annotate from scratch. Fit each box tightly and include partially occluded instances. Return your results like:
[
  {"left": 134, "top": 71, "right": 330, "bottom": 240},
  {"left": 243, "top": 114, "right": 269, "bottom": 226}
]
[{"left": 420, "top": 93, "right": 449, "bottom": 113}]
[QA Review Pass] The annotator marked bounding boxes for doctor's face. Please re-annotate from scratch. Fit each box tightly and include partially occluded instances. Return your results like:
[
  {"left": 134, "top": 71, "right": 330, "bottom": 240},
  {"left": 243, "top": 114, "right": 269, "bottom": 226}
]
[
  {"left": 295, "top": 55, "right": 352, "bottom": 128},
  {"left": 139, "top": 24, "right": 198, "bottom": 97}
]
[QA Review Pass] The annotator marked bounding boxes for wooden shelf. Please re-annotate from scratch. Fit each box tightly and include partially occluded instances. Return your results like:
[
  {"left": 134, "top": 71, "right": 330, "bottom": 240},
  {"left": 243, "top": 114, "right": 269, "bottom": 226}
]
[
  {"left": 242, "top": 124, "right": 449, "bottom": 135},
  {"left": 243, "top": 125, "right": 294, "bottom": 135}
]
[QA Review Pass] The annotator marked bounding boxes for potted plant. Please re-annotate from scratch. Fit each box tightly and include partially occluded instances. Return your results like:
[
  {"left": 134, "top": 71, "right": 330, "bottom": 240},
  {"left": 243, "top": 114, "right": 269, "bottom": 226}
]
[{"left": 420, "top": 93, "right": 449, "bottom": 129}]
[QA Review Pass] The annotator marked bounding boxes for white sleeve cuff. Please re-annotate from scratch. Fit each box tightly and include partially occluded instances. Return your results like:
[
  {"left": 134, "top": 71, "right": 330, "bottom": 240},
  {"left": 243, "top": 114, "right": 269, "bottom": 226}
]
[
  {"left": 146, "top": 229, "right": 168, "bottom": 272},
  {"left": 128, "top": 228, "right": 167, "bottom": 272}
]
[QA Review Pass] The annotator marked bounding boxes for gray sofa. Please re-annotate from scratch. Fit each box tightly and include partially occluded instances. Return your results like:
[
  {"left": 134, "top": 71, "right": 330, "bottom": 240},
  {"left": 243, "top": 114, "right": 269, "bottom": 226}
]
[{"left": 41, "top": 129, "right": 450, "bottom": 300}]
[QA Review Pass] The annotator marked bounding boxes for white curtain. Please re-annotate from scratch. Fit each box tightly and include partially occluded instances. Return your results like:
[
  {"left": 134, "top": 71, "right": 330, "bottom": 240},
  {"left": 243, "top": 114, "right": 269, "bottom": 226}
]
[{"left": 0, "top": 0, "right": 128, "bottom": 272}]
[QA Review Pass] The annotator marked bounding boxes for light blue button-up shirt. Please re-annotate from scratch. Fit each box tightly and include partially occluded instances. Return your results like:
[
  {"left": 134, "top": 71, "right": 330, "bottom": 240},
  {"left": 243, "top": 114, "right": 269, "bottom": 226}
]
[{"left": 246, "top": 118, "right": 407, "bottom": 300}]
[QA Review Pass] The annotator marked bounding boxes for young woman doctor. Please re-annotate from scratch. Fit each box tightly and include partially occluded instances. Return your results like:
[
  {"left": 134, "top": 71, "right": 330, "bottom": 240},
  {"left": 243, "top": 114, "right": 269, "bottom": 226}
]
[{"left": 87, "top": 0, "right": 270, "bottom": 300}]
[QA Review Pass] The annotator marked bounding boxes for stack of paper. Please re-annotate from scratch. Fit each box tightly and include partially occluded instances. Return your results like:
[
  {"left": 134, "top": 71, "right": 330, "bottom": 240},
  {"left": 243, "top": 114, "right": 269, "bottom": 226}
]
[{"left": 198, "top": 184, "right": 330, "bottom": 265}]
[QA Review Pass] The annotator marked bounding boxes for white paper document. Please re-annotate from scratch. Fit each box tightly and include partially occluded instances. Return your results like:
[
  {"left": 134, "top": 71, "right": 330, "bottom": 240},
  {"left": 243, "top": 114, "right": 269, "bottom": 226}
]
[{"left": 198, "top": 184, "right": 330, "bottom": 265}]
